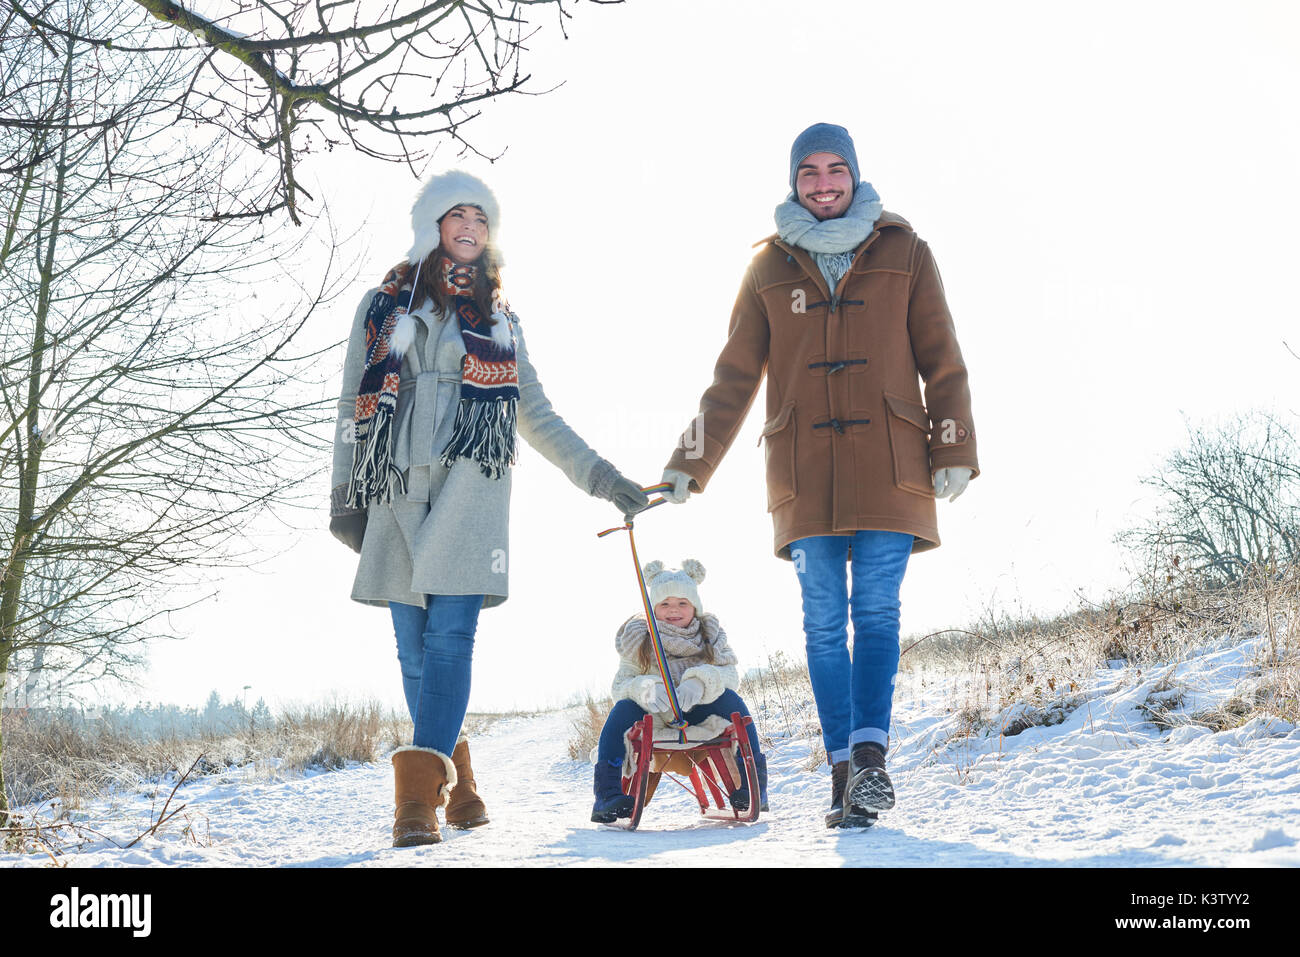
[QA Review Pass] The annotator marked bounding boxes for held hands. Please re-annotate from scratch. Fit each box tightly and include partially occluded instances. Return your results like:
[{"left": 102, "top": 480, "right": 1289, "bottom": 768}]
[
  {"left": 661, "top": 468, "right": 692, "bottom": 504},
  {"left": 933, "top": 466, "right": 972, "bottom": 502},
  {"left": 674, "top": 677, "right": 705, "bottom": 713},
  {"left": 609, "top": 474, "right": 651, "bottom": 520}
]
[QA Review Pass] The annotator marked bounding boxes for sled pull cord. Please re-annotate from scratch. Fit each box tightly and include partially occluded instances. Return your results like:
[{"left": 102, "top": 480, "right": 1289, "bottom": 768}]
[{"left": 597, "top": 483, "right": 688, "bottom": 737}]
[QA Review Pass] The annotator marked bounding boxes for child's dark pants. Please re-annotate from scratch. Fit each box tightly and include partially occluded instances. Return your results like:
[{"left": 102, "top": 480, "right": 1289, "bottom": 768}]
[{"left": 596, "top": 689, "right": 764, "bottom": 764}]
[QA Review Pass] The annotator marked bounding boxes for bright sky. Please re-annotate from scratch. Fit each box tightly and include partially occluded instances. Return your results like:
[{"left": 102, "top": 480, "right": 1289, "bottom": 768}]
[{"left": 133, "top": 0, "right": 1300, "bottom": 715}]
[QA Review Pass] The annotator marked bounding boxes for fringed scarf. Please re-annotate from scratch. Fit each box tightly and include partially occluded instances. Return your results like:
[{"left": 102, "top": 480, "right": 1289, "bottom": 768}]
[
  {"left": 436, "top": 257, "right": 519, "bottom": 479},
  {"left": 345, "top": 261, "right": 416, "bottom": 509}
]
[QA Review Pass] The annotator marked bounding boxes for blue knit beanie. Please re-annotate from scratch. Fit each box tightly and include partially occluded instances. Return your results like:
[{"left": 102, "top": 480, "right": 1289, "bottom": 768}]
[{"left": 789, "top": 123, "right": 860, "bottom": 189}]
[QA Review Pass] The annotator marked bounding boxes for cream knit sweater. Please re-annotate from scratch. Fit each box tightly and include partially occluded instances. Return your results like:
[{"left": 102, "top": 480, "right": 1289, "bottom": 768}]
[{"left": 610, "top": 613, "right": 740, "bottom": 718}]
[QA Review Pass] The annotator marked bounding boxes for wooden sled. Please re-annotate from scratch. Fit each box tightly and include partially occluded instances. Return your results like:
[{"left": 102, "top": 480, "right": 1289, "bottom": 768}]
[{"left": 617, "top": 711, "right": 761, "bottom": 830}]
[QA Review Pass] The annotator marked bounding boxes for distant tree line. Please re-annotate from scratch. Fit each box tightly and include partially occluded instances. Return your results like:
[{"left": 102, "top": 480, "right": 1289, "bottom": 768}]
[{"left": 4, "top": 688, "right": 275, "bottom": 739}]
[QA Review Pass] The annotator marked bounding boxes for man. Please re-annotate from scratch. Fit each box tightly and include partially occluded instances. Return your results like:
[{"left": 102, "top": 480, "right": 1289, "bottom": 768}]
[{"left": 661, "top": 123, "right": 979, "bottom": 828}]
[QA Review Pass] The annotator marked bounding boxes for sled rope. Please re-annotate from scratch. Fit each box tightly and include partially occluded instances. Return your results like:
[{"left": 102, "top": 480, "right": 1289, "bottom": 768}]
[{"left": 597, "top": 483, "right": 688, "bottom": 739}]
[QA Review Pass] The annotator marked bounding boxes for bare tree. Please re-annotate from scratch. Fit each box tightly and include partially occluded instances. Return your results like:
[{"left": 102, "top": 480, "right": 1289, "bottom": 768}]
[
  {"left": 0, "top": 0, "right": 348, "bottom": 822},
  {"left": 1121, "top": 411, "right": 1300, "bottom": 585},
  {"left": 11, "top": 0, "right": 622, "bottom": 222},
  {"left": 1, "top": 552, "right": 153, "bottom": 710},
  {"left": 1, "top": 0, "right": 618, "bottom": 821}
]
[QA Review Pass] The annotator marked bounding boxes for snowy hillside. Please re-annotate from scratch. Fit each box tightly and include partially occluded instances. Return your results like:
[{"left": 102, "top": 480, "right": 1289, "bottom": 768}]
[{"left": 3, "top": 634, "right": 1296, "bottom": 869}]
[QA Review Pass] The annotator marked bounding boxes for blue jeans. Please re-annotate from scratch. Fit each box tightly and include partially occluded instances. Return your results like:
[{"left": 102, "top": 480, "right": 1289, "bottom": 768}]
[
  {"left": 790, "top": 531, "right": 912, "bottom": 765},
  {"left": 390, "top": 594, "right": 483, "bottom": 756},
  {"left": 596, "top": 689, "right": 764, "bottom": 765}
]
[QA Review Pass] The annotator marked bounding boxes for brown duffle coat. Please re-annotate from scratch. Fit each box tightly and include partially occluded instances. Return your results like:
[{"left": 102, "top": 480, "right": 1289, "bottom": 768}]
[{"left": 664, "top": 210, "right": 979, "bottom": 559}]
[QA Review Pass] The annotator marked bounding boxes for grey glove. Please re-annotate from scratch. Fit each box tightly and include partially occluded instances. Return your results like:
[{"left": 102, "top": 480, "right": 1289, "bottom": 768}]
[
  {"left": 329, "top": 510, "right": 366, "bottom": 554},
  {"left": 589, "top": 461, "right": 651, "bottom": 518},
  {"left": 609, "top": 475, "right": 651, "bottom": 519},
  {"left": 661, "top": 468, "right": 692, "bottom": 504},
  {"left": 932, "top": 466, "right": 973, "bottom": 502}
]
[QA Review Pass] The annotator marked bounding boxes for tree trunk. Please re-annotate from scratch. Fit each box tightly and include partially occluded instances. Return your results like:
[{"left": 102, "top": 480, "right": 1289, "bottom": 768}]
[{"left": 0, "top": 36, "right": 72, "bottom": 830}]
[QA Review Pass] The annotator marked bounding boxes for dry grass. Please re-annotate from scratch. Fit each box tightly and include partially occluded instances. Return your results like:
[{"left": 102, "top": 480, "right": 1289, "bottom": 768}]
[
  {"left": 742, "top": 652, "right": 825, "bottom": 769},
  {"left": 566, "top": 695, "right": 614, "bottom": 761},
  {"left": 902, "top": 560, "right": 1300, "bottom": 739},
  {"left": 0, "top": 700, "right": 515, "bottom": 815},
  {"left": 1187, "top": 663, "right": 1298, "bottom": 731},
  {"left": 1136, "top": 669, "right": 1187, "bottom": 732}
]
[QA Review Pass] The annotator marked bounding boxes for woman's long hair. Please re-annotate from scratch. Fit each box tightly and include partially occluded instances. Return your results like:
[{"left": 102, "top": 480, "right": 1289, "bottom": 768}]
[{"left": 410, "top": 241, "right": 504, "bottom": 327}]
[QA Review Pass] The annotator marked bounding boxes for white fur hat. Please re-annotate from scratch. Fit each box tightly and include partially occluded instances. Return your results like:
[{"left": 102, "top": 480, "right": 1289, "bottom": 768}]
[
  {"left": 643, "top": 559, "right": 706, "bottom": 616},
  {"left": 407, "top": 169, "right": 503, "bottom": 266}
]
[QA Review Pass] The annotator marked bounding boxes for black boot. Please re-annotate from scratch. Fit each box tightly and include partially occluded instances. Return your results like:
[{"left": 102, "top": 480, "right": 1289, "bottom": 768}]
[
  {"left": 826, "top": 759, "right": 877, "bottom": 828},
  {"left": 728, "top": 751, "right": 769, "bottom": 813},
  {"left": 847, "top": 742, "right": 896, "bottom": 812},
  {"left": 591, "top": 758, "right": 635, "bottom": 824}
]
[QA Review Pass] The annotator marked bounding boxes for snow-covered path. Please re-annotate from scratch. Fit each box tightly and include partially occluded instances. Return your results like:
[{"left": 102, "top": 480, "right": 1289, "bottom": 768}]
[{"left": 5, "top": 637, "right": 1299, "bottom": 867}]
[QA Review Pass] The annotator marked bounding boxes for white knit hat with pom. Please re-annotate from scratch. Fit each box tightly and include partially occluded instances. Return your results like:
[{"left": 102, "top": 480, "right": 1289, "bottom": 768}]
[
  {"left": 407, "top": 169, "right": 503, "bottom": 266},
  {"left": 642, "top": 559, "right": 706, "bottom": 616}
]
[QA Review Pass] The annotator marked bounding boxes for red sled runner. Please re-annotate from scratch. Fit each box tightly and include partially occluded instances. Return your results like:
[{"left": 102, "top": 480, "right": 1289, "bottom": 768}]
[{"left": 616, "top": 710, "right": 762, "bottom": 829}]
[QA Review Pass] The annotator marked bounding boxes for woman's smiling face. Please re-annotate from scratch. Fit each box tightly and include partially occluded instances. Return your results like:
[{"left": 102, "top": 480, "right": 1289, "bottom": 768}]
[{"left": 439, "top": 205, "right": 489, "bottom": 263}]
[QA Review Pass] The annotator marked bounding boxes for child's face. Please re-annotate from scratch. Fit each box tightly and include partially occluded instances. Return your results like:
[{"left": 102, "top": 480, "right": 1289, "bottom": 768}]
[{"left": 654, "top": 597, "right": 695, "bottom": 628}]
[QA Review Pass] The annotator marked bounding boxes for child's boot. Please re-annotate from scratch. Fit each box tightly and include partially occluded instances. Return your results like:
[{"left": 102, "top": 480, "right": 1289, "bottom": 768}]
[
  {"left": 728, "top": 750, "right": 768, "bottom": 813},
  {"left": 591, "top": 758, "right": 635, "bottom": 823}
]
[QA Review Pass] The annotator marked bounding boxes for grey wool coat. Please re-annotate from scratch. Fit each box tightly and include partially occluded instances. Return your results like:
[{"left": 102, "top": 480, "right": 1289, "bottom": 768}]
[{"left": 330, "top": 286, "right": 619, "bottom": 609}]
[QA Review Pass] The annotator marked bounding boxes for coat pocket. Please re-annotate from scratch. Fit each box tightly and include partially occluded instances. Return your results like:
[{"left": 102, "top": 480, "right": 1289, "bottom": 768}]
[
  {"left": 760, "top": 400, "right": 797, "bottom": 512},
  {"left": 884, "top": 392, "right": 934, "bottom": 497}
]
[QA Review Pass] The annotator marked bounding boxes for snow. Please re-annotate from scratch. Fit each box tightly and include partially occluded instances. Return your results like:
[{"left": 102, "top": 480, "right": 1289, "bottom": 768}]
[{"left": 4, "top": 635, "right": 1298, "bottom": 868}]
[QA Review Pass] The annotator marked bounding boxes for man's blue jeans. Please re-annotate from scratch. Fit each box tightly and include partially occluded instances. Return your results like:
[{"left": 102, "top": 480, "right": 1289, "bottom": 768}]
[
  {"left": 789, "top": 531, "right": 912, "bottom": 765},
  {"left": 390, "top": 594, "right": 483, "bottom": 756}
]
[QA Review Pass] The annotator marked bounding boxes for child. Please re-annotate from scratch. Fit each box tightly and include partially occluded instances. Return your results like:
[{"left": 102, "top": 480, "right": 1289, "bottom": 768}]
[{"left": 591, "top": 559, "right": 768, "bottom": 823}]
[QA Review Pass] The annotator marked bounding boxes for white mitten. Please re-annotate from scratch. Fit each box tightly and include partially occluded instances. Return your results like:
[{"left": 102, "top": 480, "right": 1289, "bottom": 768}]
[
  {"left": 661, "top": 468, "right": 692, "bottom": 504},
  {"left": 675, "top": 677, "right": 705, "bottom": 713},
  {"left": 636, "top": 678, "right": 671, "bottom": 713},
  {"left": 932, "top": 466, "right": 972, "bottom": 502}
]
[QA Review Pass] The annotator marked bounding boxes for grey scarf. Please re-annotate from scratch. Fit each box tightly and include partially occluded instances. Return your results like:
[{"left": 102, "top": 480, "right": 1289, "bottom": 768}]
[
  {"left": 615, "top": 613, "right": 735, "bottom": 687},
  {"left": 774, "top": 182, "right": 883, "bottom": 292}
]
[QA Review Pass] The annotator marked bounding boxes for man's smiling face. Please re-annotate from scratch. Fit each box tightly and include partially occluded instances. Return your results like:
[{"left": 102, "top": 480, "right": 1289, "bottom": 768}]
[{"left": 795, "top": 152, "right": 855, "bottom": 220}]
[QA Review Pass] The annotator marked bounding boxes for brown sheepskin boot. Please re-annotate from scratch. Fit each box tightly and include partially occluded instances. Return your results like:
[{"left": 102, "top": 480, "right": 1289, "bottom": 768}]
[
  {"left": 444, "top": 735, "right": 490, "bottom": 829},
  {"left": 391, "top": 746, "right": 457, "bottom": 847}
]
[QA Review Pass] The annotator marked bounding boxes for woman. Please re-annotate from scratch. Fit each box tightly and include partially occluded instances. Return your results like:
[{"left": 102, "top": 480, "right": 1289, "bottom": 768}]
[{"left": 329, "top": 170, "right": 648, "bottom": 847}]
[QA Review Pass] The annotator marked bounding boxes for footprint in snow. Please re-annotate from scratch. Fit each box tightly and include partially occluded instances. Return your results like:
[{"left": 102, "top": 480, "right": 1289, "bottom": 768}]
[
  {"left": 1148, "top": 833, "right": 1187, "bottom": 847},
  {"left": 1250, "top": 828, "right": 1294, "bottom": 851}
]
